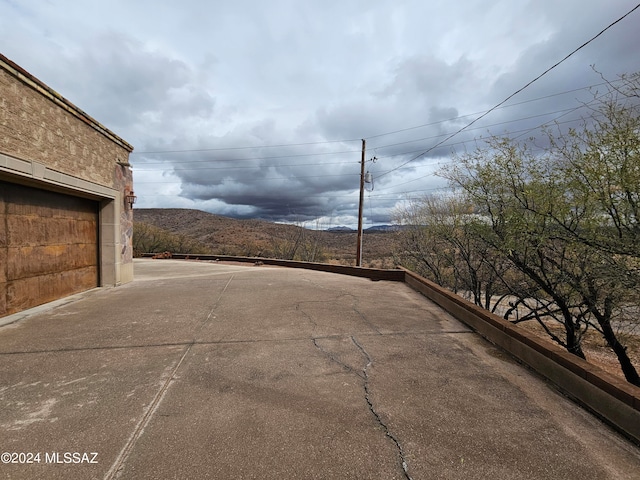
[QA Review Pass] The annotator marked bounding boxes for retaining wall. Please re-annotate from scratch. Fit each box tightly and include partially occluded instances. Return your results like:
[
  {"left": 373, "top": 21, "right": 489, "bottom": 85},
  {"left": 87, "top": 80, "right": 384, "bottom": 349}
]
[
  {"left": 400, "top": 266, "right": 640, "bottom": 445},
  {"left": 142, "top": 254, "right": 406, "bottom": 282}
]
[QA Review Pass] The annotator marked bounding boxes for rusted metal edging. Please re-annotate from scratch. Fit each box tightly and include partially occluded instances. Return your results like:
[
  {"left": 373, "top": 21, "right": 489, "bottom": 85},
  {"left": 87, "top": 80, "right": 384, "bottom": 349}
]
[{"left": 399, "top": 266, "right": 640, "bottom": 444}]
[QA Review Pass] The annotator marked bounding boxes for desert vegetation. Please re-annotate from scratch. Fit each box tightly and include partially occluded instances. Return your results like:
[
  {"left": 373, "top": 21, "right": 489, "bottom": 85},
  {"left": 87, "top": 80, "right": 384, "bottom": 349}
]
[
  {"left": 134, "top": 73, "right": 639, "bottom": 385},
  {"left": 133, "top": 209, "right": 399, "bottom": 267},
  {"left": 394, "top": 72, "right": 640, "bottom": 385},
  {"left": 133, "top": 222, "right": 213, "bottom": 257}
]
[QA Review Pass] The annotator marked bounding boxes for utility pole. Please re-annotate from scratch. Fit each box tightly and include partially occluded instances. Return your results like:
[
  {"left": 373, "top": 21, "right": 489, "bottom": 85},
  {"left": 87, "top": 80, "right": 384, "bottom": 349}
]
[{"left": 356, "top": 139, "right": 365, "bottom": 267}]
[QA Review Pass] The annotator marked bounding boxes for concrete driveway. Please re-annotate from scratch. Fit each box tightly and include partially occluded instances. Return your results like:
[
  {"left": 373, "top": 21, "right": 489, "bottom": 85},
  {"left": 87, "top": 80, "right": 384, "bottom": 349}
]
[{"left": 1, "top": 259, "right": 639, "bottom": 479}]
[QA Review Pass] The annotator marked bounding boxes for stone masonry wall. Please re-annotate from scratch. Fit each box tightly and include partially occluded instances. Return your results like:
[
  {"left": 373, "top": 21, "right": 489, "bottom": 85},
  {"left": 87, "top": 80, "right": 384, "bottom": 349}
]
[
  {"left": 0, "top": 68, "right": 129, "bottom": 188},
  {"left": 0, "top": 54, "right": 135, "bottom": 308},
  {"left": 115, "top": 163, "right": 134, "bottom": 264}
]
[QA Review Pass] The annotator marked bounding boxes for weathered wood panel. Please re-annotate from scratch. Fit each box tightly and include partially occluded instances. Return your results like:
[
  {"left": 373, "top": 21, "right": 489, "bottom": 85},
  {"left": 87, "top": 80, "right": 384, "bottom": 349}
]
[{"left": 0, "top": 181, "right": 98, "bottom": 316}]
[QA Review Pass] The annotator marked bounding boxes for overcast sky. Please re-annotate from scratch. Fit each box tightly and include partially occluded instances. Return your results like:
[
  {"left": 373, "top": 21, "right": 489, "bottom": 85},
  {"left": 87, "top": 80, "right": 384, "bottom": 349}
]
[{"left": 1, "top": 1, "right": 639, "bottom": 227}]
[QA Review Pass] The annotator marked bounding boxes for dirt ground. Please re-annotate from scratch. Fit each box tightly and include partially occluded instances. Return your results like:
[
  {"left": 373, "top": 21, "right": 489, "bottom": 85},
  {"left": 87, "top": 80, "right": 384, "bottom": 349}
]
[{"left": 519, "top": 320, "right": 640, "bottom": 382}]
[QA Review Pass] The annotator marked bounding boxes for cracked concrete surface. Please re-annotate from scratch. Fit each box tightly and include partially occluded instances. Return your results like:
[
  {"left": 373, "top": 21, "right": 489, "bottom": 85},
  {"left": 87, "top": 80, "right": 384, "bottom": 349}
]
[
  {"left": 0, "top": 259, "right": 639, "bottom": 479},
  {"left": 311, "top": 334, "right": 412, "bottom": 478},
  {"left": 351, "top": 335, "right": 412, "bottom": 480}
]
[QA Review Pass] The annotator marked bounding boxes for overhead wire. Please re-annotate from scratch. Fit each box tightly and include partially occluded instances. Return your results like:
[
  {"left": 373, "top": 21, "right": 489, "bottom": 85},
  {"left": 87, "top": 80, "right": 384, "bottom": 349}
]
[
  {"left": 363, "top": 80, "right": 613, "bottom": 142},
  {"left": 134, "top": 148, "right": 361, "bottom": 166},
  {"left": 376, "top": 97, "right": 640, "bottom": 195},
  {"left": 135, "top": 173, "right": 360, "bottom": 184},
  {"left": 132, "top": 110, "right": 623, "bottom": 185},
  {"left": 367, "top": 105, "right": 592, "bottom": 155},
  {"left": 133, "top": 81, "right": 623, "bottom": 174},
  {"left": 131, "top": 80, "right": 616, "bottom": 164},
  {"left": 133, "top": 4, "right": 640, "bottom": 218},
  {"left": 134, "top": 160, "right": 350, "bottom": 172},
  {"left": 131, "top": 137, "right": 362, "bottom": 154},
  {"left": 378, "top": 92, "right": 608, "bottom": 174},
  {"left": 374, "top": 2, "right": 640, "bottom": 181},
  {"left": 133, "top": 97, "right": 636, "bottom": 185}
]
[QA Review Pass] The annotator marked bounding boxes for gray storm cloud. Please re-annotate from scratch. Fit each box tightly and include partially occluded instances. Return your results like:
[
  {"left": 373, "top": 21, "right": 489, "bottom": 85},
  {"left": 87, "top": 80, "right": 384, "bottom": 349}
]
[{"left": 1, "top": 0, "right": 639, "bottom": 226}]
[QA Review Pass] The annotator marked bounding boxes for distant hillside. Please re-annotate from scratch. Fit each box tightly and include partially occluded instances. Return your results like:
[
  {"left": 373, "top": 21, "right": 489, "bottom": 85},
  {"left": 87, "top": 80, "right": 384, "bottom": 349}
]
[
  {"left": 327, "top": 225, "right": 407, "bottom": 233},
  {"left": 134, "top": 208, "right": 399, "bottom": 267}
]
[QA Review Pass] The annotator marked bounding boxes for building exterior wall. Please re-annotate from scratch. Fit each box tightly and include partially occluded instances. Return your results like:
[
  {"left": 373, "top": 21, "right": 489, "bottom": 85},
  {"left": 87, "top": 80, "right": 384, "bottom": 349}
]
[
  {"left": 0, "top": 53, "right": 134, "bottom": 317},
  {"left": 0, "top": 68, "right": 127, "bottom": 188}
]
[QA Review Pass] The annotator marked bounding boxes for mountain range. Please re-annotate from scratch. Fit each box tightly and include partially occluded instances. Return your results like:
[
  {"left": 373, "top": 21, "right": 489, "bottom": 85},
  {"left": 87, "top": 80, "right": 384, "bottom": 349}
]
[{"left": 134, "top": 208, "right": 400, "bottom": 267}]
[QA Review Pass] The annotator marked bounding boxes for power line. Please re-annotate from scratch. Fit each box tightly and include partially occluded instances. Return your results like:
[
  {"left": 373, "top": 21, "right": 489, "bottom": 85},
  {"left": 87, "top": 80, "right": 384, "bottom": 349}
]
[
  {"left": 372, "top": 106, "right": 602, "bottom": 174},
  {"left": 132, "top": 5, "right": 640, "bottom": 220},
  {"left": 133, "top": 81, "right": 617, "bottom": 171},
  {"left": 375, "top": 2, "right": 640, "bottom": 180},
  {"left": 131, "top": 80, "right": 615, "bottom": 161},
  {"left": 376, "top": 100, "right": 640, "bottom": 193},
  {"left": 374, "top": 116, "right": 604, "bottom": 190},
  {"left": 363, "top": 80, "right": 613, "bottom": 142},
  {"left": 134, "top": 107, "right": 586, "bottom": 172},
  {"left": 133, "top": 92, "right": 634, "bottom": 185},
  {"left": 135, "top": 173, "right": 360, "bottom": 184},
  {"left": 134, "top": 160, "right": 350, "bottom": 172},
  {"left": 136, "top": 186, "right": 453, "bottom": 203},
  {"left": 370, "top": 105, "right": 590, "bottom": 154},
  {"left": 133, "top": 149, "right": 360, "bottom": 166},
  {"left": 131, "top": 138, "right": 361, "bottom": 155},
  {"left": 379, "top": 83, "right": 640, "bottom": 188},
  {"left": 132, "top": 108, "right": 613, "bottom": 181}
]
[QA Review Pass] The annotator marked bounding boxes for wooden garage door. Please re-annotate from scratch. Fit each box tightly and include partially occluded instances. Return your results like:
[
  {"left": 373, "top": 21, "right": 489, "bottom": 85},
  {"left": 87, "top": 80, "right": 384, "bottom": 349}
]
[{"left": 0, "top": 180, "right": 99, "bottom": 317}]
